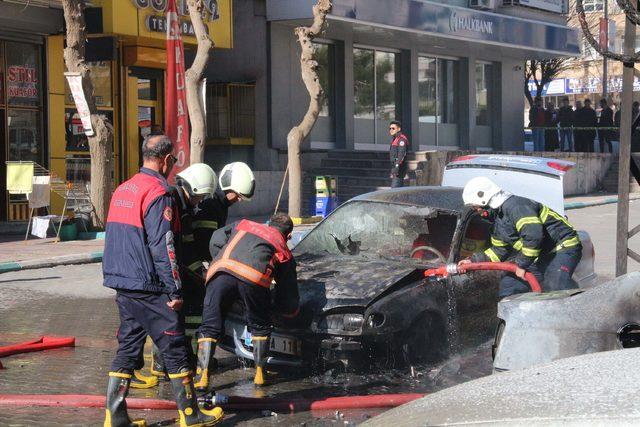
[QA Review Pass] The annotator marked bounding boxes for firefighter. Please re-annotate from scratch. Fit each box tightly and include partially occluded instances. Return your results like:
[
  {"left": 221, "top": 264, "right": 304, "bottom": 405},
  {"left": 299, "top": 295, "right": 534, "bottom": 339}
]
[
  {"left": 102, "top": 135, "right": 223, "bottom": 427},
  {"left": 193, "top": 213, "right": 299, "bottom": 391},
  {"left": 389, "top": 121, "right": 408, "bottom": 188},
  {"left": 147, "top": 163, "right": 218, "bottom": 382},
  {"left": 458, "top": 176, "right": 582, "bottom": 297}
]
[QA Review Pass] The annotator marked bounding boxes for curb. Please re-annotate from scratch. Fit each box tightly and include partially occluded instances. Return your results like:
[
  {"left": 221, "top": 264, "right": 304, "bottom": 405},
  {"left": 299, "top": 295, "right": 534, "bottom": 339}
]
[
  {"left": 0, "top": 251, "right": 103, "bottom": 274},
  {"left": 565, "top": 194, "right": 640, "bottom": 210}
]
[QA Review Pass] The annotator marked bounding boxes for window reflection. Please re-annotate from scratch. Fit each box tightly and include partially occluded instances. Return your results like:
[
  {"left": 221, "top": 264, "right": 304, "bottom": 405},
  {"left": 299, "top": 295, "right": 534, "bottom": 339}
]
[{"left": 476, "top": 63, "right": 493, "bottom": 126}]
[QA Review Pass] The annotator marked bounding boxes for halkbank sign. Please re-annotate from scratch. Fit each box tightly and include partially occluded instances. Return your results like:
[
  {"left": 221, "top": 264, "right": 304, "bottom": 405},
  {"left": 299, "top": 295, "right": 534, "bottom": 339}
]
[{"left": 449, "top": 11, "right": 493, "bottom": 35}]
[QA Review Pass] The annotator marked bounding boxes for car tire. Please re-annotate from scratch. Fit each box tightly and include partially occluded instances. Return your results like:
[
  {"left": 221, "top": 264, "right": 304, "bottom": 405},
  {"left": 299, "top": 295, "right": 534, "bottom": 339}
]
[{"left": 398, "top": 312, "right": 447, "bottom": 367}]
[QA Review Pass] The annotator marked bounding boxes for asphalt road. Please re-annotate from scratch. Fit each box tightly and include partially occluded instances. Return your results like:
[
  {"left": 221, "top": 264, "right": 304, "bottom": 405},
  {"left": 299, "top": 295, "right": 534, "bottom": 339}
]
[{"left": 0, "top": 202, "right": 629, "bottom": 426}]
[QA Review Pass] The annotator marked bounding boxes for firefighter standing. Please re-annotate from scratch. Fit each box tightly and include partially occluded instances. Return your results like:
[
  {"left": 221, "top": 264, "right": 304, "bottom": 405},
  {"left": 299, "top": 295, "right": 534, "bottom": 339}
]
[
  {"left": 458, "top": 177, "right": 582, "bottom": 297},
  {"left": 193, "top": 214, "right": 300, "bottom": 391},
  {"left": 102, "top": 135, "right": 223, "bottom": 427},
  {"left": 389, "top": 121, "right": 408, "bottom": 188}
]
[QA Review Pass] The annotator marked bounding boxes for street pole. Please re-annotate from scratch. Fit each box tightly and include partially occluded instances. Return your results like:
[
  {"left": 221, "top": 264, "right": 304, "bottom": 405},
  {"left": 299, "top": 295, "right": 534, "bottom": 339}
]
[
  {"left": 602, "top": 0, "right": 608, "bottom": 97},
  {"left": 615, "top": 9, "right": 635, "bottom": 276}
]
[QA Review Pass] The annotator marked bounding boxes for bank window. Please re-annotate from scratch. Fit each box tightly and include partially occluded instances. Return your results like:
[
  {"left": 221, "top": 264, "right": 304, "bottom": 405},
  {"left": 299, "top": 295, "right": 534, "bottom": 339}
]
[
  {"left": 314, "top": 42, "right": 335, "bottom": 118},
  {"left": 64, "top": 61, "right": 112, "bottom": 107},
  {"left": 354, "top": 47, "right": 400, "bottom": 143},
  {"left": 419, "top": 57, "right": 459, "bottom": 125},
  {"left": 6, "top": 42, "right": 41, "bottom": 108},
  {"left": 476, "top": 62, "right": 493, "bottom": 126}
]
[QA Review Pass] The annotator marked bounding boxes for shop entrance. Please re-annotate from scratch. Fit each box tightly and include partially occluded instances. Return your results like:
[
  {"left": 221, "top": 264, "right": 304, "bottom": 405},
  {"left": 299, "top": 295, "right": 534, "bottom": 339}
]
[{"left": 125, "top": 67, "right": 163, "bottom": 179}]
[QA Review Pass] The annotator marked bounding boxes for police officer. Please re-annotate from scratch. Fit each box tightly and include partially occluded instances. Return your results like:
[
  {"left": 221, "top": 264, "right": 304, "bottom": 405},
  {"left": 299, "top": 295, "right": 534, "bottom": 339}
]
[
  {"left": 389, "top": 121, "right": 408, "bottom": 188},
  {"left": 458, "top": 177, "right": 582, "bottom": 297},
  {"left": 193, "top": 213, "right": 299, "bottom": 391},
  {"left": 102, "top": 135, "right": 223, "bottom": 427}
]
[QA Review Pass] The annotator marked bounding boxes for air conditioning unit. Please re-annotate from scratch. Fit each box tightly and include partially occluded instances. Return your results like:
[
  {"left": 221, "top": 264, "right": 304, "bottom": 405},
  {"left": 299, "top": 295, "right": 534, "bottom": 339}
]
[{"left": 469, "top": 0, "right": 498, "bottom": 10}]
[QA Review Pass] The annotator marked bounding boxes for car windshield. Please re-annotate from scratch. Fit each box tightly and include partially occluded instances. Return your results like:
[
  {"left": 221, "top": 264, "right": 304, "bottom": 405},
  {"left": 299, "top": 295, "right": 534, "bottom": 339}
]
[{"left": 294, "top": 201, "right": 458, "bottom": 261}]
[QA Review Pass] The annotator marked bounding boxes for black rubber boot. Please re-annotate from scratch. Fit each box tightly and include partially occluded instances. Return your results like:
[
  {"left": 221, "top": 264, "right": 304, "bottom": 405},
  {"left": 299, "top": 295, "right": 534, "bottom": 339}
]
[
  {"left": 252, "top": 336, "right": 270, "bottom": 386},
  {"left": 194, "top": 335, "right": 217, "bottom": 391},
  {"left": 150, "top": 343, "right": 168, "bottom": 380},
  {"left": 104, "top": 371, "right": 147, "bottom": 427},
  {"left": 169, "top": 369, "right": 224, "bottom": 427}
]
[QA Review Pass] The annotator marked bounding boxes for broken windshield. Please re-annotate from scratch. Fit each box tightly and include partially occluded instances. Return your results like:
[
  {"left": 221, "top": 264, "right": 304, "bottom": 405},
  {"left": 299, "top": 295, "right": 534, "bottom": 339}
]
[{"left": 294, "top": 201, "right": 458, "bottom": 261}]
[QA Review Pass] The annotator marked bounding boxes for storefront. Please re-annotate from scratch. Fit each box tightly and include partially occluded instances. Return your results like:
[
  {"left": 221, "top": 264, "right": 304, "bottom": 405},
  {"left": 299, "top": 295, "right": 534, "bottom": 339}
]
[
  {"left": 0, "top": 2, "right": 62, "bottom": 221},
  {"left": 45, "top": 0, "right": 233, "bottom": 218}
]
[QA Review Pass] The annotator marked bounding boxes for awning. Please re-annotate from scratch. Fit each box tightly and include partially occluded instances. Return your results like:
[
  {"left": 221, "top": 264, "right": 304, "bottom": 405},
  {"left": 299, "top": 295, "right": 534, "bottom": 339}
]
[{"left": 267, "top": 0, "right": 580, "bottom": 56}]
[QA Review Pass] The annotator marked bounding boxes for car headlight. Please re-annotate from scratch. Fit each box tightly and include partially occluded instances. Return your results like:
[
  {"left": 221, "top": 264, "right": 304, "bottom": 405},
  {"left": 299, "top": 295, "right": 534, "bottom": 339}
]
[{"left": 317, "top": 313, "right": 364, "bottom": 332}]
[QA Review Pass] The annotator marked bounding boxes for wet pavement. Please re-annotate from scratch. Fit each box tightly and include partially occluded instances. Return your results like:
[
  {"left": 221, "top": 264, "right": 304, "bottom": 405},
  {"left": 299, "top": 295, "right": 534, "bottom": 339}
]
[{"left": 0, "top": 264, "right": 494, "bottom": 426}]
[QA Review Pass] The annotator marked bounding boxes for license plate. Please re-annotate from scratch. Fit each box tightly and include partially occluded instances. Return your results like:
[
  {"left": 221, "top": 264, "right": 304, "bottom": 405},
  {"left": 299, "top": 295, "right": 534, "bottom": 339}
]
[{"left": 243, "top": 329, "right": 301, "bottom": 356}]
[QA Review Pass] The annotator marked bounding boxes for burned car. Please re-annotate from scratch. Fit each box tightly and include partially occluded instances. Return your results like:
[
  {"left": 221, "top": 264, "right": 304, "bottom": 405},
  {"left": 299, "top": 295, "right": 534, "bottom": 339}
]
[{"left": 219, "top": 156, "right": 597, "bottom": 369}]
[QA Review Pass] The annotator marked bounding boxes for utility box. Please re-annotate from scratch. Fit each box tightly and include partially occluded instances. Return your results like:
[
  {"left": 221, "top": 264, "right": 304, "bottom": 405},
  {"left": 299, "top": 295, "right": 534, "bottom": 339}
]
[{"left": 315, "top": 176, "right": 337, "bottom": 217}]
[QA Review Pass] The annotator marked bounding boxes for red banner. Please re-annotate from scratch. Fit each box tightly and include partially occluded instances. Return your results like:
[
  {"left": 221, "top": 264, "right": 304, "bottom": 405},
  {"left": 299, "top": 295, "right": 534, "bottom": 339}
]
[
  {"left": 165, "top": 0, "right": 189, "bottom": 182},
  {"left": 599, "top": 18, "right": 608, "bottom": 51}
]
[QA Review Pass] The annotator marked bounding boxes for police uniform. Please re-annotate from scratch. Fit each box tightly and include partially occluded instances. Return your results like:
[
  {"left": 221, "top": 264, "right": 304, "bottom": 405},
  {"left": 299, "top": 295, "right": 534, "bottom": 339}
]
[
  {"left": 103, "top": 167, "right": 188, "bottom": 376},
  {"left": 390, "top": 132, "right": 408, "bottom": 188},
  {"left": 470, "top": 195, "right": 582, "bottom": 297}
]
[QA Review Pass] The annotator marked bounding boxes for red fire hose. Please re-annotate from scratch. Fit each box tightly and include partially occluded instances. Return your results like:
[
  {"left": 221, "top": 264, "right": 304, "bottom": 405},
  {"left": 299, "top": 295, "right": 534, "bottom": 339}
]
[
  {"left": 424, "top": 261, "right": 542, "bottom": 293},
  {"left": 0, "top": 336, "right": 76, "bottom": 359},
  {"left": 0, "top": 393, "right": 425, "bottom": 413}
]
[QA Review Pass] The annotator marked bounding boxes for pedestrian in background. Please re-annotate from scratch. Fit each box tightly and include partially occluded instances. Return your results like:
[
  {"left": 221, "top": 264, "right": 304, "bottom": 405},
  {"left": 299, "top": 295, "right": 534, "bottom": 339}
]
[
  {"left": 528, "top": 98, "right": 546, "bottom": 151},
  {"left": 574, "top": 99, "right": 597, "bottom": 152},
  {"left": 389, "top": 120, "right": 408, "bottom": 187},
  {"left": 598, "top": 98, "right": 614, "bottom": 153},
  {"left": 544, "top": 101, "right": 559, "bottom": 151},
  {"left": 558, "top": 97, "right": 574, "bottom": 152}
]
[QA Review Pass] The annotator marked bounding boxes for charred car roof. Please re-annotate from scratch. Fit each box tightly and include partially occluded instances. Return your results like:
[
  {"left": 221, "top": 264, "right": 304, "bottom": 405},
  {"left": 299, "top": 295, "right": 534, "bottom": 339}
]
[{"left": 351, "top": 186, "right": 465, "bottom": 213}]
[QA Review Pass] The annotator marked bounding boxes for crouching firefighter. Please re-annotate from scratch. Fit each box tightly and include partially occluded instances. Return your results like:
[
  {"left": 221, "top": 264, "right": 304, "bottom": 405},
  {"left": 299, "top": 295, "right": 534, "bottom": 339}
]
[
  {"left": 194, "top": 213, "right": 300, "bottom": 391},
  {"left": 458, "top": 176, "right": 582, "bottom": 298},
  {"left": 148, "top": 163, "right": 218, "bottom": 382},
  {"left": 102, "top": 135, "right": 223, "bottom": 427}
]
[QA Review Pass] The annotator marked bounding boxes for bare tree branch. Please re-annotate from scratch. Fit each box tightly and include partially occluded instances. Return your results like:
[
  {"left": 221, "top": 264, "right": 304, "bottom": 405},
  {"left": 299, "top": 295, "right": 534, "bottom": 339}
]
[
  {"left": 62, "top": 0, "right": 114, "bottom": 228},
  {"left": 186, "top": 0, "right": 214, "bottom": 164},
  {"left": 287, "top": 0, "right": 332, "bottom": 218}
]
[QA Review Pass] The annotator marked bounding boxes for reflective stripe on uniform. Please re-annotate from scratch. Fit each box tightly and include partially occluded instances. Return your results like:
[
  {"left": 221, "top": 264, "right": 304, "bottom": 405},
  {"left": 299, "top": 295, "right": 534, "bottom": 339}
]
[
  {"left": 484, "top": 248, "right": 500, "bottom": 262},
  {"left": 491, "top": 237, "right": 508, "bottom": 247},
  {"left": 512, "top": 239, "right": 523, "bottom": 251},
  {"left": 192, "top": 220, "right": 218, "bottom": 229},
  {"left": 183, "top": 234, "right": 195, "bottom": 243},
  {"left": 552, "top": 236, "right": 581, "bottom": 253},
  {"left": 540, "top": 205, "right": 550, "bottom": 223},
  {"left": 515, "top": 216, "right": 542, "bottom": 232},
  {"left": 521, "top": 246, "right": 542, "bottom": 257},
  {"left": 210, "top": 258, "right": 272, "bottom": 288},
  {"left": 187, "top": 261, "right": 203, "bottom": 272}
]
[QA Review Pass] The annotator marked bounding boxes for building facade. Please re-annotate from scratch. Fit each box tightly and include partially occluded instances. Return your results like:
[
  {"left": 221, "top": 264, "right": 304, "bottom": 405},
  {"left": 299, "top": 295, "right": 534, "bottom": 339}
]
[{"left": 205, "top": 0, "right": 579, "bottom": 173}]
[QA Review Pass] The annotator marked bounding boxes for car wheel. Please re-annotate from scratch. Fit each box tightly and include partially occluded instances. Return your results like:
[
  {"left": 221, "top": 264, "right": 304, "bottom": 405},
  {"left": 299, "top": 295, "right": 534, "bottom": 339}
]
[{"left": 398, "top": 312, "right": 446, "bottom": 367}]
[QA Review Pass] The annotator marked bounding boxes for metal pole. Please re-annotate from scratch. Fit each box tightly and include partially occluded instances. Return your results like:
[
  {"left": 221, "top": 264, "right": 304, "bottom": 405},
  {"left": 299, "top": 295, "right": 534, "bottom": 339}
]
[
  {"left": 603, "top": 0, "right": 608, "bottom": 97},
  {"left": 616, "top": 10, "right": 636, "bottom": 276}
]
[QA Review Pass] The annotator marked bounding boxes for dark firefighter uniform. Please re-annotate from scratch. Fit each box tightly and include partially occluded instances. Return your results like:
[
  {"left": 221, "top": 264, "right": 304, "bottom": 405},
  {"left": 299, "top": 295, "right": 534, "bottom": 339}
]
[
  {"left": 103, "top": 167, "right": 189, "bottom": 376},
  {"left": 470, "top": 195, "right": 582, "bottom": 297},
  {"left": 390, "top": 132, "right": 408, "bottom": 188},
  {"left": 195, "top": 219, "right": 299, "bottom": 387}
]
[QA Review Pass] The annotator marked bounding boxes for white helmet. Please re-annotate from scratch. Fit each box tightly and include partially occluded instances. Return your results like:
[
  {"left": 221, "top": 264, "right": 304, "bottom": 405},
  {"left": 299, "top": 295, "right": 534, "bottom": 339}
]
[
  {"left": 462, "top": 177, "right": 503, "bottom": 208},
  {"left": 176, "top": 163, "right": 217, "bottom": 197},
  {"left": 219, "top": 162, "right": 255, "bottom": 199}
]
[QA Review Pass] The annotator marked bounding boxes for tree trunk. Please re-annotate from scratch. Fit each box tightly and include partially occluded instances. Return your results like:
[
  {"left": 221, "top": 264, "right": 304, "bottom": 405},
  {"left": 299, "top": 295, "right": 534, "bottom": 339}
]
[
  {"left": 186, "top": 0, "right": 214, "bottom": 164},
  {"left": 62, "top": 0, "right": 114, "bottom": 229},
  {"left": 287, "top": 0, "right": 332, "bottom": 218}
]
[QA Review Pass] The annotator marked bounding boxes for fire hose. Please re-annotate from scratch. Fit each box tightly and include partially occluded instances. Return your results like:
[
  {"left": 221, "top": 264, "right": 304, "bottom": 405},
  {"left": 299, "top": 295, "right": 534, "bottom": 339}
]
[
  {"left": 0, "top": 393, "right": 425, "bottom": 413},
  {"left": 423, "top": 261, "right": 542, "bottom": 293}
]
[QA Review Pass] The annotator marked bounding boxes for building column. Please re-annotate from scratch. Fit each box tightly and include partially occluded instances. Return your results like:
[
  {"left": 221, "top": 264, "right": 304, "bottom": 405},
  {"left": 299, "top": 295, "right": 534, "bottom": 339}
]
[
  {"left": 499, "top": 59, "right": 524, "bottom": 151},
  {"left": 408, "top": 48, "right": 419, "bottom": 150}
]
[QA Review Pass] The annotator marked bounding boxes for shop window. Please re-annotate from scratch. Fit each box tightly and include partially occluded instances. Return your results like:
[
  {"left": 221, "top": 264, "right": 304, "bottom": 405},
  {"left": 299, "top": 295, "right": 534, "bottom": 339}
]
[
  {"left": 476, "top": 63, "right": 494, "bottom": 126},
  {"left": 353, "top": 47, "right": 400, "bottom": 144},
  {"left": 8, "top": 109, "right": 42, "bottom": 163},
  {"left": 64, "top": 61, "right": 112, "bottom": 107},
  {"left": 138, "top": 78, "right": 158, "bottom": 101},
  {"left": 6, "top": 42, "right": 41, "bottom": 108},
  {"left": 65, "top": 109, "right": 114, "bottom": 152},
  {"left": 314, "top": 42, "right": 335, "bottom": 118},
  {"left": 206, "top": 83, "right": 255, "bottom": 141}
]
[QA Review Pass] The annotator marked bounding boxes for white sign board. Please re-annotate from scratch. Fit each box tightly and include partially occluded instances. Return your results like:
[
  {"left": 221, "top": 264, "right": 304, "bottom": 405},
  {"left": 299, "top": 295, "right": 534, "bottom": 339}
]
[
  {"left": 518, "top": 0, "right": 564, "bottom": 14},
  {"left": 64, "top": 72, "right": 94, "bottom": 137}
]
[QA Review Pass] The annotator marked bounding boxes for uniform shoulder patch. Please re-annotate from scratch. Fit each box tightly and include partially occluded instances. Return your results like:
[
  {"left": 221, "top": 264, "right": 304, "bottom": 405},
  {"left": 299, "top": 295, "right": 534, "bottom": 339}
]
[
  {"left": 163, "top": 206, "right": 173, "bottom": 221},
  {"left": 399, "top": 140, "right": 406, "bottom": 146}
]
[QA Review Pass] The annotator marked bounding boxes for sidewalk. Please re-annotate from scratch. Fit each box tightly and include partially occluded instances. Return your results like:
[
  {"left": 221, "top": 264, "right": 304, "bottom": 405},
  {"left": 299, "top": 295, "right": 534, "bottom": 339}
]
[{"left": 0, "top": 193, "right": 631, "bottom": 273}]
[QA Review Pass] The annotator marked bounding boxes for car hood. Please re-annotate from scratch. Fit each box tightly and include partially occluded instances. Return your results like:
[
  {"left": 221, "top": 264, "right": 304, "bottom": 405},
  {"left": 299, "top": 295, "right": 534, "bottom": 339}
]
[{"left": 296, "top": 254, "right": 425, "bottom": 313}]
